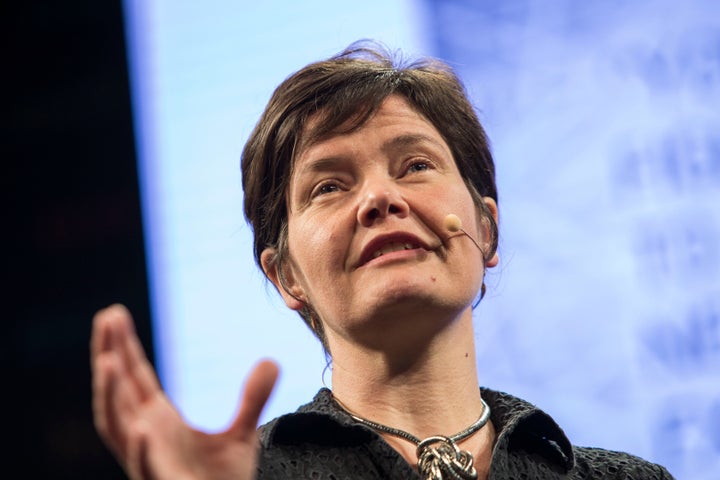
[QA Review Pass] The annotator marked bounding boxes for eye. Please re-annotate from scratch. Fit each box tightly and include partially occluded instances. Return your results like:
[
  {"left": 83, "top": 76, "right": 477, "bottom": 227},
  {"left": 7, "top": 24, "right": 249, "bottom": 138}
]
[
  {"left": 311, "top": 181, "right": 341, "bottom": 198},
  {"left": 404, "top": 159, "right": 433, "bottom": 175}
]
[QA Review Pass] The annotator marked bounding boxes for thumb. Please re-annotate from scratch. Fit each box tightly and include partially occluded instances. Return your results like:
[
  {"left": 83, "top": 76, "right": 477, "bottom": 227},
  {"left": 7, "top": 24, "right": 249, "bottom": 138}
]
[{"left": 229, "top": 359, "right": 279, "bottom": 442}]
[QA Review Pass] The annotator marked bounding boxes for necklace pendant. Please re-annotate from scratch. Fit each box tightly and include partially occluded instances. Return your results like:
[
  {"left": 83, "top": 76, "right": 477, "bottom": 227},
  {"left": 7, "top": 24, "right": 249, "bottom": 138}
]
[
  {"left": 338, "top": 397, "right": 490, "bottom": 480},
  {"left": 417, "top": 435, "right": 478, "bottom": 480}
]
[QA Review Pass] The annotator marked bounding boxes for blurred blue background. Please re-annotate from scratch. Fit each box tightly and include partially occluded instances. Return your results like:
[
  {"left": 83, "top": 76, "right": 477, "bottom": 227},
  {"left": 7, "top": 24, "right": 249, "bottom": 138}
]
[{"left": 122, "top": 1, "right": 720, "bottom": 479}]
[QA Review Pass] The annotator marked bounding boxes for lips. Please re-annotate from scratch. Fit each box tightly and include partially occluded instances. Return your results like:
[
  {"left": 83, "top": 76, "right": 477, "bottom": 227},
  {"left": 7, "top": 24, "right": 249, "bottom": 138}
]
[
  {"left": 357, "top": 233, "right": 429, "bottom": 267},
  {"left": 371, "top": 242, "right": 416, "bottom": 259}
]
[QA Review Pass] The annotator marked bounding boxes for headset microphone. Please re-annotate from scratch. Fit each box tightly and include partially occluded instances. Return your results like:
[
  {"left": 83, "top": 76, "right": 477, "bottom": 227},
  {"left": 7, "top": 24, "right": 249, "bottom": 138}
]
[
  {"left": 443, "top": 213, "right": 462, "bottom": 233},
  {"left": 443, "top": 214, "right": 483, "bottom": 252}
]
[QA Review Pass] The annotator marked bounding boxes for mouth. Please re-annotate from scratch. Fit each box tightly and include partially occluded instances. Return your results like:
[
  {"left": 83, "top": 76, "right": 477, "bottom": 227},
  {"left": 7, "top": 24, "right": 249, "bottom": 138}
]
[
  {"left": 371, "top": 242, "right": 418, "bottom": 259},
  {"left": 357, "top": 233, "right": 429, "bottom": 267}
]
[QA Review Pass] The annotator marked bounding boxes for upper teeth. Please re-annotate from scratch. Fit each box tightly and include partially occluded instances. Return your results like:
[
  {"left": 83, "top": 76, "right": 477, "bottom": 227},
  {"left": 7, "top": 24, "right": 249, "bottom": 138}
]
[{"left": 372, "top": 242, "right": 414, "bottom": 259}]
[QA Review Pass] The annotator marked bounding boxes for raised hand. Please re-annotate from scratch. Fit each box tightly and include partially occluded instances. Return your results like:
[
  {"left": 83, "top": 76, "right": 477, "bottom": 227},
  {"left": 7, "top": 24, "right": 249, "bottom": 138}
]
[{"left": 91, "top": 304, "right": 278, "bottom": 480}]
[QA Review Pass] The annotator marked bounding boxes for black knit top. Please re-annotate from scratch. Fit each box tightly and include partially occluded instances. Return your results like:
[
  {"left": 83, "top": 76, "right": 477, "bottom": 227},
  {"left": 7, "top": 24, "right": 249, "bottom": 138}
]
[{"left": 257, "top": 387, "right": 674, "bottom": 479}]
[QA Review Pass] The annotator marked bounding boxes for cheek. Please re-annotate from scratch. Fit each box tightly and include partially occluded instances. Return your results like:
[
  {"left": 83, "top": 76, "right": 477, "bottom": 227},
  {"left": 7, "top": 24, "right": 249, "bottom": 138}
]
[
  {"left": 443, "top": 190, "right": 478, "bottom": 229},
  {"left": 440, "top": 189, "right": 489, "bottom": 258},
  {"left": 288, "top": 219, "right": 348, "bottom": 285}
]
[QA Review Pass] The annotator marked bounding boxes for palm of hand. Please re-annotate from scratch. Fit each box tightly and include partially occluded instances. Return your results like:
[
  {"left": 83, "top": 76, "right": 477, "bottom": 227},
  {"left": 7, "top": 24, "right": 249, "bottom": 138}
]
[{"left": 91, "top": 305, "right": 278, "bottom": 480}]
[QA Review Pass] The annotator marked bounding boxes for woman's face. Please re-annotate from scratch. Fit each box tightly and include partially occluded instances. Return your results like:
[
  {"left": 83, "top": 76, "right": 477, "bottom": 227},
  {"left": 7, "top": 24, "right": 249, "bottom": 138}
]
[{"left": 262, "top": 95, "right": 498, "bottom": 350}]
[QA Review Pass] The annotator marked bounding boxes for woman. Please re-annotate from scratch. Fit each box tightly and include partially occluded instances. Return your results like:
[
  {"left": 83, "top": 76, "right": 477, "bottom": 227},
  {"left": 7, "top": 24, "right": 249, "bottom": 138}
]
[{"left": 91, "top": 41, "right": 674, "bottom": 479}]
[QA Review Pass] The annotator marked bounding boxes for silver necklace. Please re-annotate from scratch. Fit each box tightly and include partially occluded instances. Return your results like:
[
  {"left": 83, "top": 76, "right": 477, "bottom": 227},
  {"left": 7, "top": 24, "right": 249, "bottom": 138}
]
[{"left": 340, "top": 398, "right": 491, "bottom": 480}]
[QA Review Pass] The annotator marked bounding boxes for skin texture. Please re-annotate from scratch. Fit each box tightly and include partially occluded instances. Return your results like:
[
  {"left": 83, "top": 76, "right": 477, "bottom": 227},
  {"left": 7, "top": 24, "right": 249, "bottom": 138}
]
[{"left": 91, "top": 95, "right": 499, "bottom": 479}]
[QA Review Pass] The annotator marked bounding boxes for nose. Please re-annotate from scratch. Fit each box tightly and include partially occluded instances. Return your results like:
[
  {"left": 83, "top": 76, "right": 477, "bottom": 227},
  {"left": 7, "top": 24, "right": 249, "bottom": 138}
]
[{"left": 356, "top": 180, "right": 410, "bottom": 227}]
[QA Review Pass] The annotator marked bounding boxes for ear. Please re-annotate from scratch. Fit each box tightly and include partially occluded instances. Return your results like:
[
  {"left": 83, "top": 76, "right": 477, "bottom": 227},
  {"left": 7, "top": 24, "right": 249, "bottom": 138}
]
[
  {"left": 481, "top": 197, "right": 499, "bottom": 268},
  {"left": 261, "top": 247, "right": 306, "bottom": 311}
]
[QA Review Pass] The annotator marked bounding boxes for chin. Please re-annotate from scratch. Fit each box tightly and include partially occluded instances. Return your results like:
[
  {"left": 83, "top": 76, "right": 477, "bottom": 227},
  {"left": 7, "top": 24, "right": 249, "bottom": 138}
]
[
  {"left": 375, "top": 271, "right": 475, "bottom": 302},
  {"left": 344, "top": 298, "right": 470, "bottom": 353},
  {"left": 367, "top": 283, "right": 472, "bottom": 321}
]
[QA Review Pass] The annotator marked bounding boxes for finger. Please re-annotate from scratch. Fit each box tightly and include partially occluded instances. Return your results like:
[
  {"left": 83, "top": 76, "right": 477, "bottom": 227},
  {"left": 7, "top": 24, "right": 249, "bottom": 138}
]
[
  {"left": 115, "top": 308, "right": 162, "bottom": 401},
  {"left": 91, "top": 305, "right": 138, "bottom": 373},
  {"left": 95, "top": 306, "right": 144, "bottom": 410},
  {"left": 92, "top": 349, "right": 124, "bottom": 450},
  {"left": 91, "top": 306, "right": 150, "bottom": 457},
  {"left": 91, "top": 304, "right": 120, "bottom": 366},
  {"left": 92, "top": 307, "right": 130, "bottom": 452},
  {"left": 230, "top": 359, "right": 279, "bottom": 442},
  {"left": 125, "top": 418, "right": 151, "bottom": 480},
  {"left": 91, "top": 307, "right": 113, "bottom": 428},
  {"left": 98, "top": 305, "right": 162, "bottom": 403},
  {"left": 94, "top": 348, "right": 150, "bottom": 459}
]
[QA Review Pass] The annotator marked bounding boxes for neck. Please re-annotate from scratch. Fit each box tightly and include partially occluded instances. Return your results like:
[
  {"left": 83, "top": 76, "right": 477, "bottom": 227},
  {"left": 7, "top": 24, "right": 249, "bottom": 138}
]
[
  {"left": 328, "top": 308, "right": 494, "bottom": 478},
  {"left": 329, "top": 308, "right": 484, "bottom": 440}
]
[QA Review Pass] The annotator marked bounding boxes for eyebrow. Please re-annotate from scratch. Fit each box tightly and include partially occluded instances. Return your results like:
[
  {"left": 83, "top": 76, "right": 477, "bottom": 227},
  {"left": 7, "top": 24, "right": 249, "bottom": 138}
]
[
  {"left": 295, "top": 156, "right": 349, "bottom": 175},
  {"left": 381, "top": 133, "right": 448, "bottom": 154},
  {"left": 298, "top": 132, "right": 448, "bottom": 173}
]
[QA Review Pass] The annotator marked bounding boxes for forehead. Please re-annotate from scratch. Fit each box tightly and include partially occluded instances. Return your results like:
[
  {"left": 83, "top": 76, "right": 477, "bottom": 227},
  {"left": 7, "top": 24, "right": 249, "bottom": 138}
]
[{"left": 295, "top": 95, "right": 448, "bottom": 163}]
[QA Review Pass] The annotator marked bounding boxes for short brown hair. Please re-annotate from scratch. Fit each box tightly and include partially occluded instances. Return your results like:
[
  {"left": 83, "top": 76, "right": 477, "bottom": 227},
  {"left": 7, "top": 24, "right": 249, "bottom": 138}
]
[{"left": 241, "top": 40, "right": 498, "bottom": 346}]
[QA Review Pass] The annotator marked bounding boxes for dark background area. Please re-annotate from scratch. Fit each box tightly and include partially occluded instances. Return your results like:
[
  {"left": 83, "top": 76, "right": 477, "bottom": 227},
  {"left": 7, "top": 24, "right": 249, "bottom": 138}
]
[{"left": 8, "top": 1, "right": 151, "bottom": 478}]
